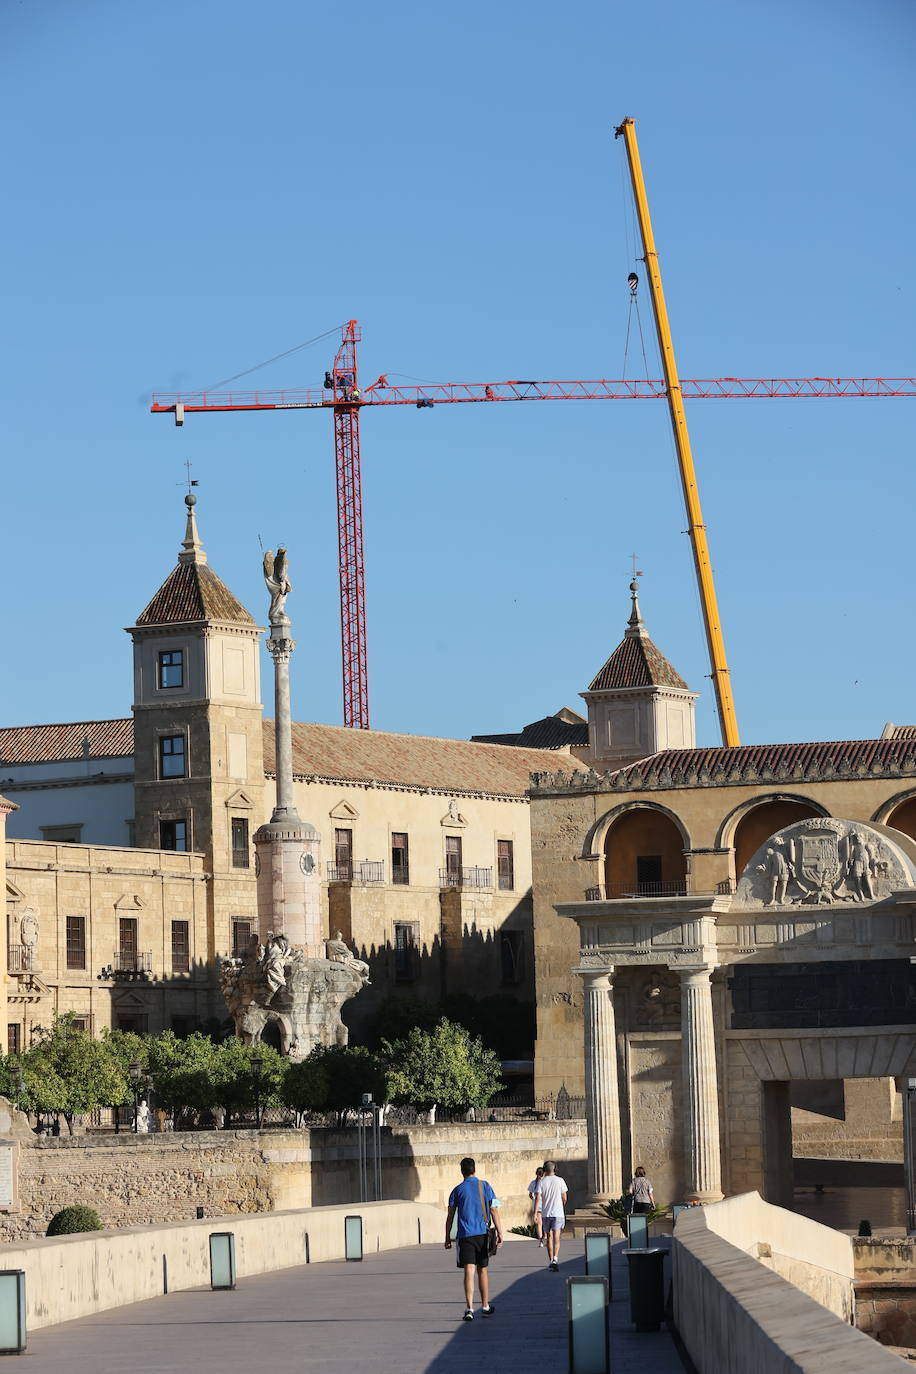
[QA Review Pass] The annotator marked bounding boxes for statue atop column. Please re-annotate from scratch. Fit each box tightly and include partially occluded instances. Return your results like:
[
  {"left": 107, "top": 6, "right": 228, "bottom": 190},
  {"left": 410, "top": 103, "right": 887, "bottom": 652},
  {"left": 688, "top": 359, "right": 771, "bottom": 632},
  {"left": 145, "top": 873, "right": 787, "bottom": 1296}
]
[
  {"left": 263, "top": 547, "right": 293, "bottom": 623},
  {"left": 222, "top": 543, "right": 369, "bottom": 1060}
]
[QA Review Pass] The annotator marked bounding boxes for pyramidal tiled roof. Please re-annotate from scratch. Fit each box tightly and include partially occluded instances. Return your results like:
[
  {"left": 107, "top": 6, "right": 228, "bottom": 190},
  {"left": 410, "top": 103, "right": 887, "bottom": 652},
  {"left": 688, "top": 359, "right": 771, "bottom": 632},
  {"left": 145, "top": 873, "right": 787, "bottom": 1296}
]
[
  {"left": 135, "top": 561, "right": 255, "bottom": 627},
  {"left": 133, "top": 495, "right": 256, "bottom": 628},
  {"left": 588, "top": 582, "right": 688, "bottom": 692}
]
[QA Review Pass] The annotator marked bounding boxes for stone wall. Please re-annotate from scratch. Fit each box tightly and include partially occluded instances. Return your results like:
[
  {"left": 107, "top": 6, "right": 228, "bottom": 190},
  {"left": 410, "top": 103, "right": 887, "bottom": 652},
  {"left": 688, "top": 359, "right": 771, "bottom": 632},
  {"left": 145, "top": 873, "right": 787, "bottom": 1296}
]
[
  {"left": 672, "top": 1192, "right": 903, "bottom": 1374},
  {"left": 0, "top": 1120, "right": 587, "bottom": 1242}
]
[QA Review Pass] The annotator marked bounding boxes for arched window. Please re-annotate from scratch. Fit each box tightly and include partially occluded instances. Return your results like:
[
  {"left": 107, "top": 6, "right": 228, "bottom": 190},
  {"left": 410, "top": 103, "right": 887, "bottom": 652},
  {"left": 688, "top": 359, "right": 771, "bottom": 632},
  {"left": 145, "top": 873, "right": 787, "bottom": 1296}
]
[
  {"left": 884, "top": 796, "right": 916, "bottom": 844},
  {"left": 604, "top": 808, "right": 687, "bottom": 897}
]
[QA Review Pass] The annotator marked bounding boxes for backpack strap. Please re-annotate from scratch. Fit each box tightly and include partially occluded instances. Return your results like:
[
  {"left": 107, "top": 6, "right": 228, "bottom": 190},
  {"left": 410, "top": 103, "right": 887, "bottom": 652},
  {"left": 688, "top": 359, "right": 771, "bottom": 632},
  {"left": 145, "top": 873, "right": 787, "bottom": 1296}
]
[{"left": 477, "top": 1179, "right": 491, "bottom": 1227}]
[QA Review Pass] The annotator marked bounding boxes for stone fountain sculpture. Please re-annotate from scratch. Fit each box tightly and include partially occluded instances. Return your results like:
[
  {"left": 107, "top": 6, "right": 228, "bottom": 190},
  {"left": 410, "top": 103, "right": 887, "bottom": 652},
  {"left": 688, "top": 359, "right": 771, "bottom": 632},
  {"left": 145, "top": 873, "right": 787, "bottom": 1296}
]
[{"left": 220, "top": 547, "right": 369, "bottom": 1059}]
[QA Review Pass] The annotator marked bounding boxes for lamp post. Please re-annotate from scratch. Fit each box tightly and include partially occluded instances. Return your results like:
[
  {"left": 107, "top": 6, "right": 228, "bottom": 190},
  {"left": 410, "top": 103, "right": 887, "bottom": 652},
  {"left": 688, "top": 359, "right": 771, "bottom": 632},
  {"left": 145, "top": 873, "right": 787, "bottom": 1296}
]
[
  {"left": 251, "top": 1055, "right": 263, "bottom": 1130},
  {"left": 129, "top": 1061, "right": 142, "bottom": 1133}
]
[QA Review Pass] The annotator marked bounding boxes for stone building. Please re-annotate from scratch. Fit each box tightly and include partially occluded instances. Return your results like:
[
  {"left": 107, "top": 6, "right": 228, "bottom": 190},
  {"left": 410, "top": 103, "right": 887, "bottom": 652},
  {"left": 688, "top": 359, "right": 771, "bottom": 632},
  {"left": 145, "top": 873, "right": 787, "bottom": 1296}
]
[
  {"left": 526, "top": 582, "right": 916, "bottom": 1208},
  {"left": 1, "top": 498, "right": 583, "bottom": 1048}
]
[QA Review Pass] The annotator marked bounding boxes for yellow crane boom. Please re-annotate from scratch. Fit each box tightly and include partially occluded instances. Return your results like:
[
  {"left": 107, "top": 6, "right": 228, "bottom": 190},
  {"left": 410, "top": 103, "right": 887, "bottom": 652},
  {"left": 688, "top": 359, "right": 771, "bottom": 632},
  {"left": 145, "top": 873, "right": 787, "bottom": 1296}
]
[{"left": 616, "top": 116, "right": 740, "bottom": 748}]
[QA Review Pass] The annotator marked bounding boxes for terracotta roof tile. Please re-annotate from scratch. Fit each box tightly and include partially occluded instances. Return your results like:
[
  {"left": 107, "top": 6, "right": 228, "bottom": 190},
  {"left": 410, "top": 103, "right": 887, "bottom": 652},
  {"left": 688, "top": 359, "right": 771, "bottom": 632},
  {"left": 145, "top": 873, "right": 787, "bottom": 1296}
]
[
  {"left": 135, "top": 562, "right": 255, "bottom": 627},
  {"left": 266, "top": 720, "right": 588, "bottom": 795},
  {"left": 588, "top": 634, "right": 688, "bottom": 691},
  {"left": 0, "top": 719, "right": 134, "bottom": 765},
  {"left": 473, "top": 715, "right": 589, "bottom": 750},
  {"left": 608, "top": 737, "right": 916, "bottom": 788}
]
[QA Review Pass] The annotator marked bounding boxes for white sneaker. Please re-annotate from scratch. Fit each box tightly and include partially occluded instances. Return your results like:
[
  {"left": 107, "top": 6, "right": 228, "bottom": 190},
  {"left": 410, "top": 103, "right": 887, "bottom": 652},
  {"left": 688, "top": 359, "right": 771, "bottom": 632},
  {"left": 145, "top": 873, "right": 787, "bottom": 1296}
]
[{"left": 463, "top": 1309, "right": 474, "bottom": 1322}]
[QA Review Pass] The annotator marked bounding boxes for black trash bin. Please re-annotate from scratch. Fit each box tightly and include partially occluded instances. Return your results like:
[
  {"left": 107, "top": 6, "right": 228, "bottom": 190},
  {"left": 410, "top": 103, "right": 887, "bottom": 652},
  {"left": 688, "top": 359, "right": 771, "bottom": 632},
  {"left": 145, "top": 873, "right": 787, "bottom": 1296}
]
[{"left": 623, "top": 1246, "right": 665, "bottom": 1331}]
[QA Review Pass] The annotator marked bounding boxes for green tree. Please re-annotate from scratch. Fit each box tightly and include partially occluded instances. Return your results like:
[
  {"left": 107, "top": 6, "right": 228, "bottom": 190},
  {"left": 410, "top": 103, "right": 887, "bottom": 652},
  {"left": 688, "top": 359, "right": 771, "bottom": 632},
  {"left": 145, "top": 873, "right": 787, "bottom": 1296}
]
[
  {"left": 281, "top": 1057, "right": 330, "bottom": 1123},
  {"left": 383, "top": 1018, "right": 501, "bottom": 1113},
  {"left": 209, "top": 1039, "right": 285, "bottom": 1122},
  {"left": 308, "top": 1045, "right": 387, "bottom": 1125},
  {"left": 147, "top": 1031, "right": 220, "bottom": 1125},
  {"left": 26, "top": 1014, "right": 127, "bottom": 1132}
]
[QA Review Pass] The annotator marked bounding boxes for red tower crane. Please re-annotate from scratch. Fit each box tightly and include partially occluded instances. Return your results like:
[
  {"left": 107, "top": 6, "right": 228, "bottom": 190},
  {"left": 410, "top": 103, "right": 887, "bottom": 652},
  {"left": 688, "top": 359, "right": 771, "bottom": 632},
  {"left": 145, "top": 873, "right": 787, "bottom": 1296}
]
[{"left": 151, "top": 324, "right": 916, "bottom": 731}]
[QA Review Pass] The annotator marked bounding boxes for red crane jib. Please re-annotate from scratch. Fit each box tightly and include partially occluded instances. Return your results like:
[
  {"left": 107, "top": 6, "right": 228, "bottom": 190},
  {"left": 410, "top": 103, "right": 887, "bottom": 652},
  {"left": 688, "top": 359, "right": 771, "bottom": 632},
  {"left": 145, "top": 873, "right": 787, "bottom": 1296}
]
[{"left": 150, "top": 317, "right": 915, "bottom": 731}]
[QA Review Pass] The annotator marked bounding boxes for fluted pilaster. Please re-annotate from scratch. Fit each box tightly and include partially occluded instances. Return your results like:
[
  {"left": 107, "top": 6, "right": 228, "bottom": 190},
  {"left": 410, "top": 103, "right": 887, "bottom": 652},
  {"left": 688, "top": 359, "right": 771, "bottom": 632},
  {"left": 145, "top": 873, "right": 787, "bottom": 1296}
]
[
  {"left": 580, "top": 966, "right": 623, "bottom": 1204},
  {"left": 679, "top": 965, "right": 723, "bottom": 1202}
]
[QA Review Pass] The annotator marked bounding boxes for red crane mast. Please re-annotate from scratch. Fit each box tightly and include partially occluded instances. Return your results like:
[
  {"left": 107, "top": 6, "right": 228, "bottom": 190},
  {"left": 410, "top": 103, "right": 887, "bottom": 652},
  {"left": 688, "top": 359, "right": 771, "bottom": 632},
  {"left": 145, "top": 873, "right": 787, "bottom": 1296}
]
[{"left": 151, "top": 321, "right": 916, "bottom": 730}]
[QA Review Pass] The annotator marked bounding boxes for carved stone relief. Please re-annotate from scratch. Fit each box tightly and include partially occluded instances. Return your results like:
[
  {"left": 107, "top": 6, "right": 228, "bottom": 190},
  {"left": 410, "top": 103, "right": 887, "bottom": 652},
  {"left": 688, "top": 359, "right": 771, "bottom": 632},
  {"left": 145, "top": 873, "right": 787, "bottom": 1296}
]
[
  {"left": 630, "top": 969, "right": 681, "bottom": 1029},
  {"left": 736, "top": 818, "right": 916, "bottom": 910}
]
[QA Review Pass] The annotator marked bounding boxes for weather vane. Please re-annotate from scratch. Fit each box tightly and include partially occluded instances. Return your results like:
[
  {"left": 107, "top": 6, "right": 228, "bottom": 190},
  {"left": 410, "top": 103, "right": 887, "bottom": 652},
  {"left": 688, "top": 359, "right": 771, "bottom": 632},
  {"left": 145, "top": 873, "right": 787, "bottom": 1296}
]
[{"left": 630, "top": 553, "right": 643, "bottom": 580}]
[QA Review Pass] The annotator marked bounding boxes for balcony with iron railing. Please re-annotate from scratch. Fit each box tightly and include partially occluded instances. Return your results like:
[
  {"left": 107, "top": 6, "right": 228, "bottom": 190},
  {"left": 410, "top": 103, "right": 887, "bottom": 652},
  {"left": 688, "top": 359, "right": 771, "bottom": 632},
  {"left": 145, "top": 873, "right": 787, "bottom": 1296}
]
[
  {"left": 584, "top": 879, "right": 734, "bottom": 901},
  {"left": 114, "top": 949, "right": 152, "bottom": 974},
  {"left": 8, "top": 945, "right": 34, "bottom": 974},
  {"left": 439, "top": 866, "right": 493, "bottom": 890},
  {"left": 327, "top": 859, "right": 385, "bottom": 884}
]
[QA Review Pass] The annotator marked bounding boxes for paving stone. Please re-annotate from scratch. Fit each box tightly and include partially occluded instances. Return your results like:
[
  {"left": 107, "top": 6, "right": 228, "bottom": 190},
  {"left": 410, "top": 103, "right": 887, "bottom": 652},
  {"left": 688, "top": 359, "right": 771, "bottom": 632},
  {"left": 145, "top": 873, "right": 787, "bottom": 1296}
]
[{"left": 24, "top": 1237, "right": 685, "bottom": 1373}]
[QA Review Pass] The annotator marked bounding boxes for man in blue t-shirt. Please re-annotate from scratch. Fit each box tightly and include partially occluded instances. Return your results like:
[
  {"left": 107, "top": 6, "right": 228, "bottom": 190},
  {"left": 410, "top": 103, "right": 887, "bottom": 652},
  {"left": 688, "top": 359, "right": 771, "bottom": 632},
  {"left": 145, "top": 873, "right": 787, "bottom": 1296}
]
[{"left": 445, "top": 1156, "right": 504, "bottom": 1321}]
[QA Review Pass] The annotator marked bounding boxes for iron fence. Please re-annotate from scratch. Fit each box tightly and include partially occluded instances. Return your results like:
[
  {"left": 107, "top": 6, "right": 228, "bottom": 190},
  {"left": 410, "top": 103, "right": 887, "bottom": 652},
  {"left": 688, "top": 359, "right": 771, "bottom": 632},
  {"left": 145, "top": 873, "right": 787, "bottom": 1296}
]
[
  {"left": 8, "top": 945, "right": 33, "bottom": 974},
  {"left": 327, "top": 860, "right": 385, "bottom": 884}
]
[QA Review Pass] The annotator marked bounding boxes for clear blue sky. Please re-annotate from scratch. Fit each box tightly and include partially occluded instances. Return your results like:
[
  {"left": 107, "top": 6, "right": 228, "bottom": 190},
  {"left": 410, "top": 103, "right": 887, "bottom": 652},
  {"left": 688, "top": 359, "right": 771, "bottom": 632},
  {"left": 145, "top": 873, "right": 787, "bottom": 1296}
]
[{"left": 2, "top": 0, "right": 914, "bottom": 748}]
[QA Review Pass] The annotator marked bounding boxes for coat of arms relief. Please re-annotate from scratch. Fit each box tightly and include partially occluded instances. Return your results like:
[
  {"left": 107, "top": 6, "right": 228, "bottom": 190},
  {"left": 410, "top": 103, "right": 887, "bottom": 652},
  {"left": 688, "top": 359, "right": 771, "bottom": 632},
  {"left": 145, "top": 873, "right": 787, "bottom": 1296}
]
[{"left": 736, "top": 818, "right": 916, "bottom": 909}]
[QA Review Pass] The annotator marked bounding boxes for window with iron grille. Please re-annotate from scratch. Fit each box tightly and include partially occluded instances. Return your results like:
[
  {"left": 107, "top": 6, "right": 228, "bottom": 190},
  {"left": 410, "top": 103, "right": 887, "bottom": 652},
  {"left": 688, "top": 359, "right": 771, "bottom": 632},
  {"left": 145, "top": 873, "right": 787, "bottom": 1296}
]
[
  {"left": 66, "top": 915, "right": 86, "bottom": 970},
  {"left": 232, "top": 920, "right": 253, "bottom": 958},
  {"left": 7, "top": 1025, "right": 20, "bottom": 1055},
  {"left": 394, "top": 922, "right": 419, "bottom": 981},
  {"left": 636, "top": 854, "right": 663, "bottom": 894},
  {"left": 71, "top": 1016, "right": 91, "bottom": 1033},
  {"left": 445, "top": 834, "right": 462, "bottom": 877},
  {"left": 391, "top": 832, "right": 409, "bottom": 885},
  {"left": 159, "top": 734, "right": 186, "bottom": 779},
  {"left": 171, "top": 920, "right": 190, "bottom": 973},
  {"left": 160, "top": 818, "right": 188, "bottom": 852},
  {"left": 231, "top": 817, "right": 250, "bottom": 868},
  {"left": 119, "top": 916, "right": 138, "bottom": 970},
  {"left": 500, "top": 930, "right": 524, "bottom": 985},
  {"left": 158, "top": 649, "right": 184, "bottom": 689},
  {"left": 335, "top": 828, "right": 353, "bottom": 880},
  {"left": 497, "top": 839, "right": 515, "bottom": 891}
]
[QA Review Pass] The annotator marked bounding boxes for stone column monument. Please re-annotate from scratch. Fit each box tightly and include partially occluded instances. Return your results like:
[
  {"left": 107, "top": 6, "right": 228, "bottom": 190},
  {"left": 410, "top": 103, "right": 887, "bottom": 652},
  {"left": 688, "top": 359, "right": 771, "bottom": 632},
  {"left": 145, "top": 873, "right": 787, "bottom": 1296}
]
[
  {"left": 253, "top": 547, "right": 322, "bottom": 957},
  {"left": 576, "top": 959, "right": 624, "bottom": 1205},
  {"left": 220, "top": 547, "right": 369, "bottom": 1059},
  {"left": 679, "top": 965, "right": 723, "bottom": 1202}
]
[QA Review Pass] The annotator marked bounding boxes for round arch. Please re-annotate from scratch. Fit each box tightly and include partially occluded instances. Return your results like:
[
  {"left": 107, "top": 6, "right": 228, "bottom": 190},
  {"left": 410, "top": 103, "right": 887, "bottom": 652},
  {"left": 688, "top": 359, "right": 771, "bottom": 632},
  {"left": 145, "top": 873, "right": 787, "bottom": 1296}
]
[
  {"left": 873, "top": 789, "right": 916, "bottom": 843},
  {"left": 719, "top": 793, "right": 829, "bottom": 880},
  {"left": 583, "top": 799, "right": 692, "bottom": 861},
  {"left": 596, "top": 802, "right": 690, "bottom": 897}
]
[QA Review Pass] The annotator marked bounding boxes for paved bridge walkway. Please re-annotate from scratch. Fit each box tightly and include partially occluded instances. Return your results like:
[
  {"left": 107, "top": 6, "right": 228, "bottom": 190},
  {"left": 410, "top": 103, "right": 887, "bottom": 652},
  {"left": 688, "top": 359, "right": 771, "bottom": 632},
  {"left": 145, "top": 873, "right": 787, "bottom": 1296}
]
[{"left": 26, "top": 1237, "right": 686, "bottom": 1373}]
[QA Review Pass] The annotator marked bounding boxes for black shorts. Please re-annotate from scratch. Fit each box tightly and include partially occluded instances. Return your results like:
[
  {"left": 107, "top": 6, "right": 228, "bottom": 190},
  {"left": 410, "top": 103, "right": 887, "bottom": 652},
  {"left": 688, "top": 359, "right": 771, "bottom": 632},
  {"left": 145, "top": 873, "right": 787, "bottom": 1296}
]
[{"left": 457, "top": 1233, "right": 490, "bottom": 1268}]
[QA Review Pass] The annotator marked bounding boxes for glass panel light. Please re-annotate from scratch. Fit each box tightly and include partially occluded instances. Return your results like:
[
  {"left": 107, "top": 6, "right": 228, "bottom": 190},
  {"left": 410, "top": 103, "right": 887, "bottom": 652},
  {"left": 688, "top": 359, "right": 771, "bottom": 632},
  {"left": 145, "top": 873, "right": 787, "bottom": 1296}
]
[
  {"left": 567, "top": 1276, "right": 609, "bottom": 1374},
  {"left": 209, "top": 1232, "right": 236, "bottom": 1290},
  {"left": 0, "top": 1271, "right": 27, "bottom": 1354}
]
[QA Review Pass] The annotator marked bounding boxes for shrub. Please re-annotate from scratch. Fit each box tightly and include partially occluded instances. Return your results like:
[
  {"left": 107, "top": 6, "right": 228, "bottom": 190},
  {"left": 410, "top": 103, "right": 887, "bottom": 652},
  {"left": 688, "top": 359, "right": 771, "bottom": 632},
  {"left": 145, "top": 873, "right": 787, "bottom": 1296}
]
[
  {"left": 509, "top": 1223, "right": 540, "bottom": 1238},
  {"left": 47, "top": 1205, "right": 103, "bottom": 1236}
]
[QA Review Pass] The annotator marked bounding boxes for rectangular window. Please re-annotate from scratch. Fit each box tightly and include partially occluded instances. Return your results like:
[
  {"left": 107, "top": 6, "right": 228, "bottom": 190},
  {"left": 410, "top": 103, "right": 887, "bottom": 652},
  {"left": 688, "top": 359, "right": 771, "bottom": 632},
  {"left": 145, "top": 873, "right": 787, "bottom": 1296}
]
[
  {"left": 445, "top": 835, "right": 462, "bottom": 884},
  {"left": 232, "top": 920, "right": 253, "bottom": 958},
  {"left": 497, "top": 839, "right": 515, "bottom": 891},
  {"left": 171, "top": 920, "right": 190, "bottom": 973},
  {"left": 118, "top": 916, "right": 138, "bottom": 971},
  {"left": 158, "top": 649, "right": 184, "bottom": 689},
  {"left": 159, "top": 734, "right": 186, "bottom": 779},
  {"left": 391, "top": 832, "right": 409, "bottom": 886},
  {"left": 231, "top": 817, "right": 250, "bottom": 868},
  {"left": 40, "top": 824, "right": 83, "bottom": 843},
  {"left": 7, "top": 1025, "right": 20, "bottom": 1055},
  {"left": 116, "top": 1014, "right": 149, "bottom": 1034},
  {"left": 500, "top": 930, "right": 524, "bottom": 985},
  {"left": 636, "top": 855, "right": 663, "bottom": 895},
  {"left": 66, "top": 915, "right": 86, "bottom": 970},
  {"left": 394, "top": 922, "right": 419, "bottom": 981},
  {"left": 171, "top": 1015, "right": 196, "bottom": 1038},
  {"left": 159, "top": 818, "right": 188, "bottom": 852},
  {"left": 335, "top": 828, "right": 353, "bottom": 881},
  {"left": 71, "top": 1016, "right": 91, "bottom": 1034}
]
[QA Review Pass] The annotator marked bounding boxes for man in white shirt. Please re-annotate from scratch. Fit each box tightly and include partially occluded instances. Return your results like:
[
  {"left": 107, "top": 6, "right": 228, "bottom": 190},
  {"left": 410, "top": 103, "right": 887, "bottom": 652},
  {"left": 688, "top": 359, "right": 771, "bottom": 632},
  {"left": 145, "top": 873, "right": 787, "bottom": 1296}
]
[{"left": 533, "top": 1160, "right": 568, "bottom": 1271}]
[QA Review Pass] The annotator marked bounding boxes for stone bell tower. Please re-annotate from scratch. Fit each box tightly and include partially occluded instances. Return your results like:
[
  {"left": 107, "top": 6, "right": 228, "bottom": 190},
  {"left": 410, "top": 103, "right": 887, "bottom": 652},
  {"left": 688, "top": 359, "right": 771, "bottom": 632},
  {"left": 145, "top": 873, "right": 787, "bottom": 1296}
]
[
  {"left": 582, "top": 578, "right": 698, "bottom": 771},
  {"left": 127, "top": 494, "right": 266, "bottom": 956}
]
